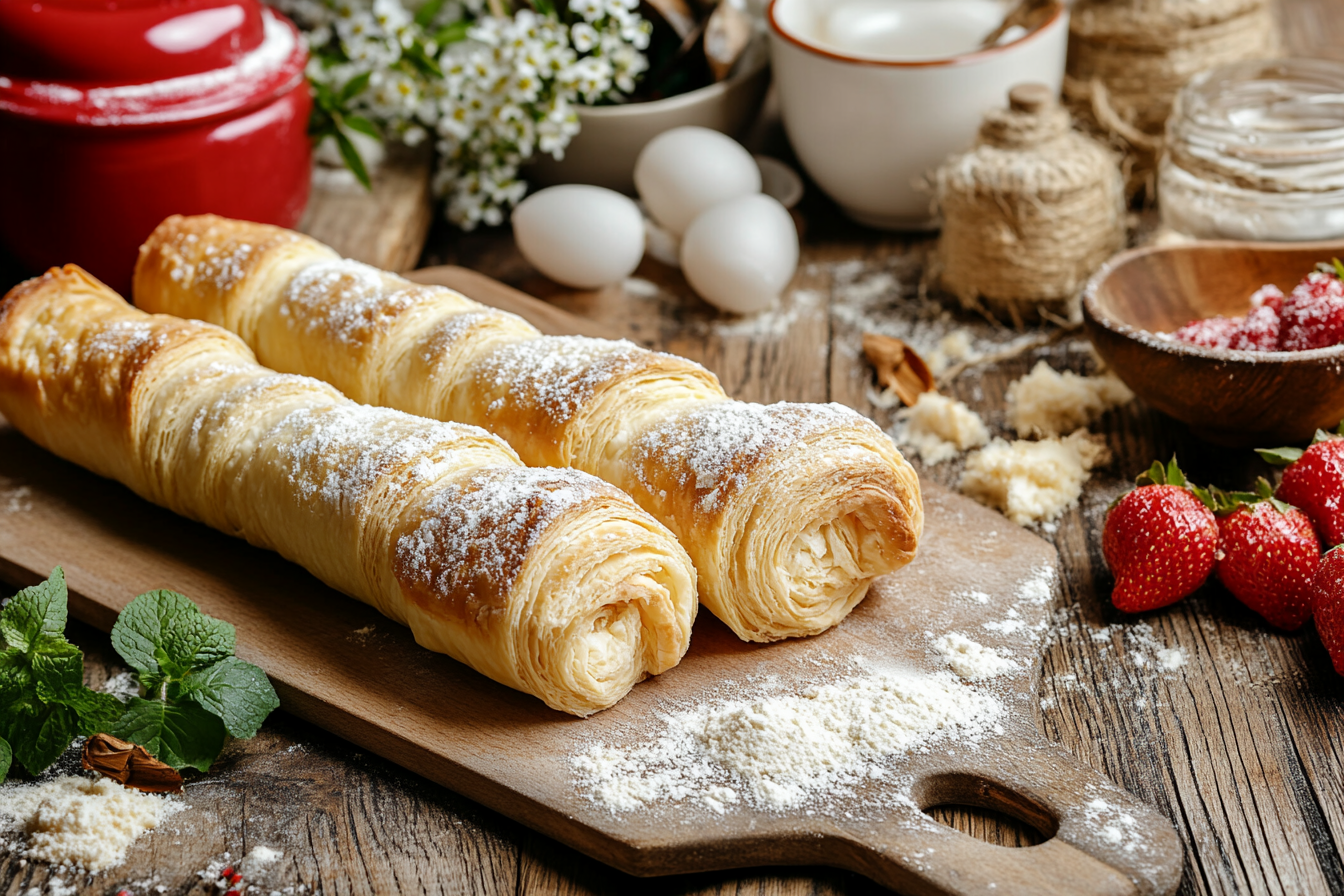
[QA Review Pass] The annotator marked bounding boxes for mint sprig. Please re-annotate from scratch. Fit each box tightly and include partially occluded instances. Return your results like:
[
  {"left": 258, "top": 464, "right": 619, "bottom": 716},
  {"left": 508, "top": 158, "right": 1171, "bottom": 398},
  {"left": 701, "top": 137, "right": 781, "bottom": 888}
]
[
  {"left": 0, "top": 569, "right": 109, "bottom": 778},
  {"left": 0, "top": 569, "right": 280, "bottom": 782}
]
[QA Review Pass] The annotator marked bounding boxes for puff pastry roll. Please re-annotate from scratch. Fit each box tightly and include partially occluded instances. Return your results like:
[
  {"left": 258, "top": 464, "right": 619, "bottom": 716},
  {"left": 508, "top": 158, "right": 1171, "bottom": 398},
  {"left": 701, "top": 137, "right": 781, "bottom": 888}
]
[
  {"left": 136, "top": 215, "right": 923, "bottom": 642},
  {"left": 0, "top": 266, "right": 696, "bottom": 716}
]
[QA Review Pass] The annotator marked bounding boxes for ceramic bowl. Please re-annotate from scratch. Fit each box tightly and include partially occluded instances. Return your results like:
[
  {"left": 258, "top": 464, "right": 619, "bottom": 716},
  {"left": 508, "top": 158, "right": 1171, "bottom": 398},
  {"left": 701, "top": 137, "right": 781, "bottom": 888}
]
[
  {"left": 0, "top": 0, "right": 311, "bottom": 295},
  {"left": 527, "top": 37, "right": 771, "bottom": 194},
  {"left": 1083, "top": 239, "right": 1344, "bottom": 447},
  {"left": 766, "top": 0, "right": 1067, "bottom": 229}
]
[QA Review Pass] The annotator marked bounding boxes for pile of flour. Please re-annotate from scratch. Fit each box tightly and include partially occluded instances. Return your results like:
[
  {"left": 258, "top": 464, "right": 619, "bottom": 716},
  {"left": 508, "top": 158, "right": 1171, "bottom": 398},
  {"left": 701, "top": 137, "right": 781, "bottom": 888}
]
[{"left": 572, "top": 662, "right": 1002, "bottom": 814}]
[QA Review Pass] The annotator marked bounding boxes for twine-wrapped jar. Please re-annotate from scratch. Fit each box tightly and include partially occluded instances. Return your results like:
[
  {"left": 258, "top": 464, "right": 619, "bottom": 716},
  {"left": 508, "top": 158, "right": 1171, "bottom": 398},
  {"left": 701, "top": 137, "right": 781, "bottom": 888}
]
[
  {"left": 1065, "top": 0, "right": 1279, "bottom": 195},
  {"left": 934, "top": 84, "right": 1127, "bottom": 325}
]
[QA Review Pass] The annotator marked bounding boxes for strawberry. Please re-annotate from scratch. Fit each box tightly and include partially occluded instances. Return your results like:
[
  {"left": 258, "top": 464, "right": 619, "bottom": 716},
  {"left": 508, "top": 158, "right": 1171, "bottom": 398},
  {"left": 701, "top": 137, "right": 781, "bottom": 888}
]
[
  {"left": 1313, "top": 545, "right": 1344, "bottom": 675},
  {"left": 1259, "top": 428, "right": 1344, "bottom": 547},
  {"left": 1103, "top": 458, "right": 1219, "bottom": 612},
  {"left": 1228, "top": 301, "right": 1281, "bottom": 351},
  {"left": 1279, "top": 261, "right": 1344, "bottom": 351},
  {"left": 1214, "top": 480, "right": 1321, "bottom": 630},
  {"left": 1173, "top": 315, "right": 1239, "bottom": 349}
]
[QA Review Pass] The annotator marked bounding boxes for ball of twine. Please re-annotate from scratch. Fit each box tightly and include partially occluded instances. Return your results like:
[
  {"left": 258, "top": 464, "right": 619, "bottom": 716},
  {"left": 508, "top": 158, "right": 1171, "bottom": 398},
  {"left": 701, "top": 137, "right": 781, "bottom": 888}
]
[
  {"left": 933, "top": 84, "right": 1127, "bottom": 326},
  {"left": 1064, "top": 0, "right": 1280, "bottom": 199}
]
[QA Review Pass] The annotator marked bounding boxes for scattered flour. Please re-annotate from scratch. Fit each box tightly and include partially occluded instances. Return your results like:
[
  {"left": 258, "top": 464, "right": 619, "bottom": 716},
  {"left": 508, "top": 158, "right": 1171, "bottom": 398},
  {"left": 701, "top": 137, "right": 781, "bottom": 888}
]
[
  {"left": 0, "top": 776, "right": 182, "bottom": 872},
  {"left": 100, "top": 671, "right": 140, "bottom": 701},
  {"left": 1157, "top": 647, "right": 1187, "bottom": 672},
  {"left": 3, "top": 485, "right": 32, "bottom": 513},
  {"left": 572, "top": 663, "right": 1002, "bottom": 813},
  {"left": 894, "top": 393, "right": 990, "bottom": 464},
  {"left": 240, "top": 844, "right": 284, "bottom": 875},
  {"left": 1006, "top": 361, "right": 1133, "bottom": 438},
  {"left": 960, "top": 430, "right": 1110, "bottom": 525},
  {"left": 931, "top": 633, "right": 1018, "bottom": 680},
  {"left": 926, "top": 330, "right": 979, "bottom": 375}
]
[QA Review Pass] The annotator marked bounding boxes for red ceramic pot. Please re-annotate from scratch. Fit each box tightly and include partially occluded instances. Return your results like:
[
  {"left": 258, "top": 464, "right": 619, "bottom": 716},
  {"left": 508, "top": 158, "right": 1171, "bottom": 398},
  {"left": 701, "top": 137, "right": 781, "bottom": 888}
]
[{"left": 0, "top": 0, "right": 312, "bottom": 295}]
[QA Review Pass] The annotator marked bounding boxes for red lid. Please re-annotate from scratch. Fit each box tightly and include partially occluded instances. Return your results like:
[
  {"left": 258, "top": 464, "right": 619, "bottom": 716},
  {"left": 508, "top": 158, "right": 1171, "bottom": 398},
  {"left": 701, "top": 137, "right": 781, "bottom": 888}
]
[{"left": 0, "top": 0, "right": 306, "bottom": 128}]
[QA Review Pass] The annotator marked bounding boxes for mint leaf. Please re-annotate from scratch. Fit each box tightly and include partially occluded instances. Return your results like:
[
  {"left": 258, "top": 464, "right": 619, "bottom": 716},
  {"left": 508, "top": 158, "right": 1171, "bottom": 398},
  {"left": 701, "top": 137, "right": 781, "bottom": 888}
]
[
  {"left": 0, "top": 649, "right": 33, "bottom": 707},
  {"left": 112, "top": 591, "right": 235, "bottom": 679},
  {"left": 4, "top": 701, "right": 79, "bottom": 776},
  {"left": 31, "top": 637, "right": 84, "bottom": 704},
  {"left": 0, "top": 567, "right": 67, "bottom": 652},
  {"left": 180, "top": 657, "right": 279, "bottom": 739},
  {"left": 0, "top": 736, "right": 10, "bottom": 783},
  {"left": 65, "top": 689, "right": 127, "bottom": 738},
  {"left": 111, "top": 698, "right": 226, "bottom": 772}
]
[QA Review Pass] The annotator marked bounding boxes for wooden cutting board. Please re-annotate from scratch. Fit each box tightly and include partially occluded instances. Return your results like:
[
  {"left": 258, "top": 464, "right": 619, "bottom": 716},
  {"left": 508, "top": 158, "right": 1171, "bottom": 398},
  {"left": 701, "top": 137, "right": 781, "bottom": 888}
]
[{"left": 0, "top": 271, "right": 1183, "bottom": 896}]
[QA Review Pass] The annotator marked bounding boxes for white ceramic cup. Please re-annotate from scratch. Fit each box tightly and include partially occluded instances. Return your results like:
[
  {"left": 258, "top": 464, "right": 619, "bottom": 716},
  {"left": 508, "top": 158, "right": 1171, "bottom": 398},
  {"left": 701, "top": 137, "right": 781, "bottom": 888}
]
[{"left": 766, "top": 0, "right": 1069, "bottom": 229}]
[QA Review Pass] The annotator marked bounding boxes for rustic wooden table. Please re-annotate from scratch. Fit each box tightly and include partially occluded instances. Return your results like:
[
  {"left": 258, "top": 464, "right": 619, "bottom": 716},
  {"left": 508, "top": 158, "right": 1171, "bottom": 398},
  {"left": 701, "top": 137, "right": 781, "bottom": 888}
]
[{"left": 4, "top": 2, "right": 1344, "bottom": 893}]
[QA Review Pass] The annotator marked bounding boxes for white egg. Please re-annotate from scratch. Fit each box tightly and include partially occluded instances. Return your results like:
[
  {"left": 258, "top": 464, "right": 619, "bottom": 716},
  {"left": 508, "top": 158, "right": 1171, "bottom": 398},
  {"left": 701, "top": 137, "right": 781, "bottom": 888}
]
[
  {"left": 680, "top": 194, "right": 799, "bottom": 315},
  {"left": 634, "top": 126, "right": 762, "bottom": 237},
  {"left": 512, "top": 185, "right": 645, "bottom": 289}
]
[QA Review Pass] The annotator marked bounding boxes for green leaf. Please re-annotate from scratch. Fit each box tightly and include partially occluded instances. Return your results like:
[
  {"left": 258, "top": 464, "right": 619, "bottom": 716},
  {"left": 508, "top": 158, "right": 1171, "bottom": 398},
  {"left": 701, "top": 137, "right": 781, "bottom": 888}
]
[
  {"left": 334, "top": 129, "right": 373, "bottom": 191},
  {"left": 338, "top": 70, "right": 372, "bottom": 104},
  {"left": 111, "top": 590, "right": 235, "bottom": 679},
  {"left": 344, "top": 115, "right": 381, "bottom": 140},
  {"left": 1136, "top": 460, "right": 1166, "bottom": 487},
  {"left": 1189, "top": 482, "right": 1216, "bottom": 512},
  {"left": 4, "top": 701, "right": 79, "bottom": 776},
  {"left": 434, "top": 20, "right": 470, "bottom": 44},
  {"left": 1166, "top": 457, "right": 1186, "bottom": 488},
  {"left": 531, "top": 0, "right": 556, "bottom": 15},
  {"left": 1257, "top": 446, "right": 1304, "bottom": 466},
  {"left": 31, "top": 637, "right": 84, "bottom": 704},
  {"left": 110, "top": 697, "right": 227, "bottom": 772},
  {"left": 0, "top": 649, "right": 33, "bottom": 706},
  {"left": 0, "top": 736, "right": 10, "bottom": 783},
  {"left": 64, "top": 689, "right": 128, "bottom": 738},
  {"left": 1333, "top": 257, "right": 1344, "bottom": 281},
  {"left": 180, "top": 657, "right": 280, "bottom": 739},
  {"left": 1315, "top": 429, "right": 1338, "bottom": 445},
  {"left": 0, "top": 567, "right": 67, "bottom": 652},
  {"left": 414, "top": 0, "right": 448, "bottom": 29}
]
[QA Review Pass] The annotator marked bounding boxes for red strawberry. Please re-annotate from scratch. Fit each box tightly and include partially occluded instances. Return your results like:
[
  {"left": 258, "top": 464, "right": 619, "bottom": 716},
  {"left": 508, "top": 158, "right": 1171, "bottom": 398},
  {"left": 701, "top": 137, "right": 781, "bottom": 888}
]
[
  {"left": 1259, "top": 431, "right": 1344, "bottom": 546},
  {"left": 1103, "top": 458, "right": 1218, "bottom": 612},
  {"left": 1250, "top": 283, "right": 1286, "bottom": 313},
  {"left": 1279, "top": 264, "right": 1344, "bottom": 350},
  {"left": 1228, "top": 301, "right": 1281, "bottom": 351},
  {"left": 1173, "top": 315, "right": 1240, "bottom": 349},
  {"left": 1214, "top": 481, "right": 1321, "bottom": 630},
  {"left": 1313, "top": 545, "right": 1344, "bottom": 675}
]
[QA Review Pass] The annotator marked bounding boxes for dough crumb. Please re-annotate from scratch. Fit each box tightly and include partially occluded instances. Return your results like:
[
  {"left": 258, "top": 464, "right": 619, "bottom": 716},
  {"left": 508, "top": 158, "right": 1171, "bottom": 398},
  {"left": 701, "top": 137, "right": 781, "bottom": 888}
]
[
  {"left": 932, "top": 633, "right": 1018, "bottom": 681},
  {"left": 1006, "top": 360, "right": 1132, "bottom": 438},
  {"left": 895, "top": 392, "right": 990, "bottom": 464},
  {"left": 960, "top": 430, "right": 1110, "bottom": 525}
]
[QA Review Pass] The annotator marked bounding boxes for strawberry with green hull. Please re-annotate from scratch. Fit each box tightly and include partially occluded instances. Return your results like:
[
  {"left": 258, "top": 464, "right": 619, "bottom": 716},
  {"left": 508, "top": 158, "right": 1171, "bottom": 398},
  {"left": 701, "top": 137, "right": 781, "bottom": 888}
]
[
  {"left": 1103, "top": 458, "right": 1219, "bottom": 613},
  {"left": 1313, "top": 546, "right": 1344, "bottom": 676},
  {"left": 1213, "top": 479, "right": 1322, "bottom": 631},
  {"left": 1259, "top": 426, "right": 1344, "bottom": 547}
]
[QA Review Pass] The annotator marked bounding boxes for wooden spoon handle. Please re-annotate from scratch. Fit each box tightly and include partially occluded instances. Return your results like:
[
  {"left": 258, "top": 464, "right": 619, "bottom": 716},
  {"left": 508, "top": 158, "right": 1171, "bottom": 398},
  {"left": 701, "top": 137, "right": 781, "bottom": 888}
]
[{"left": 833, "top": 740, "right": 1183, "bottom": 896}]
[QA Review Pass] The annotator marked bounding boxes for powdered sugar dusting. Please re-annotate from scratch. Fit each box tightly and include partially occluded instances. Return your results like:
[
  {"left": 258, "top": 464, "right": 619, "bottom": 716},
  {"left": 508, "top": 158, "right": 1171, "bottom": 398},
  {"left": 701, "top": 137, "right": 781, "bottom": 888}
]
[
  {"left": 273, "top": 403, "right": 492, "bottom": 510},
  {"left": 475, "top": 336, "right": 660, "bottom": 426},
  {"left": 633, "top": 401, "right": 876, "bottom": 513},
  {"left": 395, "top": 466, "right": 609, "bottom": 598},
  {"left": 572, "top": 662, "right": 1002, "bottom": 813},
  {"left": 283, "top": 259, "right": 417, "bottom": 345}
]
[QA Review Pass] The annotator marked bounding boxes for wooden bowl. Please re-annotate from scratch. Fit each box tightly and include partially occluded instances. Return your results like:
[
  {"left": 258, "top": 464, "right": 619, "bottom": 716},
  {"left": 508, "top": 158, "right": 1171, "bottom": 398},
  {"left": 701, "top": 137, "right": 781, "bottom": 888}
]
[{"left": 1083, "top": 239, "right": 1344, "bottom": 447}]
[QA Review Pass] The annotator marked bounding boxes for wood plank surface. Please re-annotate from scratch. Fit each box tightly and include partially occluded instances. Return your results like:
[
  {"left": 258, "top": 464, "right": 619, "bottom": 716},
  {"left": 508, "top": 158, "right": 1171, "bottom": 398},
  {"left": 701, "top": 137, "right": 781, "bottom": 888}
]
[{"left": 4, "top": 2, "right": 1344, "bottom": 894}]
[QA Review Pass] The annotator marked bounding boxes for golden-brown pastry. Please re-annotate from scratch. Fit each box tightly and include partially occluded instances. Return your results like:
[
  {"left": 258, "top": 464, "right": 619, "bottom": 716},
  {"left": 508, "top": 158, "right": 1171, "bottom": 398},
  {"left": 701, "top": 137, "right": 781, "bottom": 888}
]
[
  {"left": 0, "top": 266, "right": 696, "bottom": 716},
  {"left": 135, "top": 215, "right": 923, "bottom": 642}
]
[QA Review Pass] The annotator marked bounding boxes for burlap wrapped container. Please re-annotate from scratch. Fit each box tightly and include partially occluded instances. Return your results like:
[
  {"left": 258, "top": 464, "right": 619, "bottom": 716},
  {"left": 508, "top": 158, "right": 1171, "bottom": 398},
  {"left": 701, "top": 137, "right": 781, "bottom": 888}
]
[
  {"left": 933, "top": 84, "right": 1126, "bottom": 325},
  {"left": 1065, "top": 0, "right": 1280, "bottom": 197}
]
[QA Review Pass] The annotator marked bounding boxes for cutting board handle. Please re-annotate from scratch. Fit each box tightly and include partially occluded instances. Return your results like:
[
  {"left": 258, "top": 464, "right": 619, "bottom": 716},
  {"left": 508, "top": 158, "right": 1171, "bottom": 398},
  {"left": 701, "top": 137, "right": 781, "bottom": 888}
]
[{"left": 834, "top": 738, "right": 1184, "bottom": 896}]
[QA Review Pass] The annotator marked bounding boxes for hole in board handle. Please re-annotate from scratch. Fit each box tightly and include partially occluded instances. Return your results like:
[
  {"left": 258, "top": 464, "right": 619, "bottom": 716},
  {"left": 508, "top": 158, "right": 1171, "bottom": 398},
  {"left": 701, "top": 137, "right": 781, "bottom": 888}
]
[{"left": 913, "top": 772, "right": 1058, "bottom": 848}]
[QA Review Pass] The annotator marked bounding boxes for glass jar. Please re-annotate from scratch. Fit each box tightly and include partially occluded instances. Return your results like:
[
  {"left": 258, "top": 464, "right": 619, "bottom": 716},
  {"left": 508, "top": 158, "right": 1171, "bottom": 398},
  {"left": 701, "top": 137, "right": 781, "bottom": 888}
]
[{"left": 1158, "top": 58, "right": 1344, "bottom": 240}]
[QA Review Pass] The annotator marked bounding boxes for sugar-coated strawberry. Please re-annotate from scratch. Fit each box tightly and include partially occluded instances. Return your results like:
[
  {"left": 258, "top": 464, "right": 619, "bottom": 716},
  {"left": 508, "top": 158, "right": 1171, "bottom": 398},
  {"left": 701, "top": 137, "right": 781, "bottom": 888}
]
[
  {"left": 1215, "top": 484, "right": 1322, "bottom": 630},
  {"left": 1173, "top": 315, "right": 1240, "bottom": 349},
  {"left": 1280, "top": 267, "right": 1344, "bottom": 351},
  {"left": 1229, "top": 301, "right": 1281, "bottom": 351},
  {"left": 1261, "top": 434, "right": 1344, "bottom": 546},
  {"left": 1103, "top": 459, "right": 1218, "bottom": 612},
  {"left": 1250, "top": 283, "right": 1285, "bottom": 313},
  {"left": 1312, "top": 546, "right": 1344, "bottom": 675}
]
